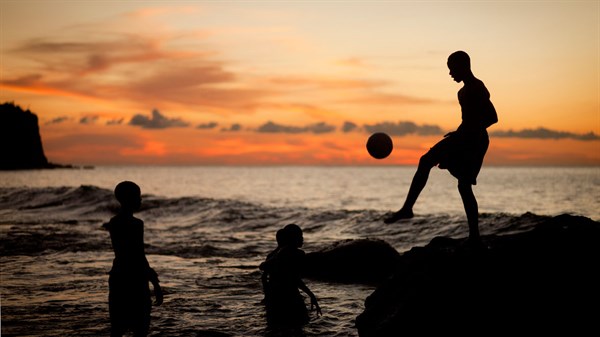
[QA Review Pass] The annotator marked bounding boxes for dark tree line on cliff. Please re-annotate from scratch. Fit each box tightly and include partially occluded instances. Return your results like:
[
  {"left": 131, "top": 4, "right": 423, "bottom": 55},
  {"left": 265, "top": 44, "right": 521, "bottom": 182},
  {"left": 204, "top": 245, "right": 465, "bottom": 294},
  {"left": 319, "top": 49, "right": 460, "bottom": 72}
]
[{"left": 0, "top": 102, "right": 73, "bottom": 170}]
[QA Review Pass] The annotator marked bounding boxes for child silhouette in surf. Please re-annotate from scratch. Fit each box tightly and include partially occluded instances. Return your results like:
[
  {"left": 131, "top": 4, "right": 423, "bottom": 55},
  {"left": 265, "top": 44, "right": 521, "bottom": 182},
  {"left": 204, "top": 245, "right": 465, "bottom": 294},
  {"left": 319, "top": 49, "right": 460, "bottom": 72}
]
[
  {"left": 259, "top": 224, "right": 321, "bottom": 327},
  {"left": 103, "top": 181, "right": 163, "bottom": 337},
  {"left": 261, "top": 228, "right": 285, "bottom": 304},
  {"left": 384, "top": 51, "right": 498, "bottom": 246}
]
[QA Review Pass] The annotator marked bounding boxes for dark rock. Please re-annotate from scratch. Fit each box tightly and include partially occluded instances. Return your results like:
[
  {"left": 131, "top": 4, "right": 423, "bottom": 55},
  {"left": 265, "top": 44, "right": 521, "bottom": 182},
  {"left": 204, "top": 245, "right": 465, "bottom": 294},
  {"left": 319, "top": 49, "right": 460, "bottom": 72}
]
[
  {"left": 0, "top": 102, "right": 75, "bottom": 170},
  {"left": 305, "top": 238, "right": 401, "bottom": 284},
  {"left": 355, "top": 214, "right": 600, "bottom": 336}
]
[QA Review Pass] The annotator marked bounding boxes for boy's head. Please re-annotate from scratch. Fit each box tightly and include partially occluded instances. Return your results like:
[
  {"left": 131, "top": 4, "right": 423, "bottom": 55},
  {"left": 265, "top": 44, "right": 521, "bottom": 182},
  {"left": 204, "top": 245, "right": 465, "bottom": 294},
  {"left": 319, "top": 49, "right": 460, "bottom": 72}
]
[
  {"left": 275, "top": 228, "right": 285, "bottom": 246},
  {"left": 114, "top": 181, "right": 141, "bottom": 211},
  {"left": 282, "top": 223, "right": 304, "bottom": 248},
  {"left": 447, "top": 50, "right": 471, "bottom": 83}
]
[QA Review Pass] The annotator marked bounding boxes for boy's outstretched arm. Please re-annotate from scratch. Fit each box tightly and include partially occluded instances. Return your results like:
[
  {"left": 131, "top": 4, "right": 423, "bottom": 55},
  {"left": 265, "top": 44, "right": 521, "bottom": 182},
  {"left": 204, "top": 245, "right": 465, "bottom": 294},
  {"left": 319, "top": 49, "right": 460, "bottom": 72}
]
[{"left": 298, "top": 280, "right": 321, "bottom": 317}]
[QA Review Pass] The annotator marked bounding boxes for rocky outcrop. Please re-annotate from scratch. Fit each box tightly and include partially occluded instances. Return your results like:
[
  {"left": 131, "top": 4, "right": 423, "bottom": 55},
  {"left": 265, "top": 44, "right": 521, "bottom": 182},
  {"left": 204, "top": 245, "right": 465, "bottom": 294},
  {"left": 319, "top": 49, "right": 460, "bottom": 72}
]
[
  {"left": 355, "top": 214, "right": 600, "bottom": 336},
  {"left": 0, "top": 102, "right": 72, "bottom": 170},
  {"left": 305, "top": 238, "right": 401, "bottom": 284}
]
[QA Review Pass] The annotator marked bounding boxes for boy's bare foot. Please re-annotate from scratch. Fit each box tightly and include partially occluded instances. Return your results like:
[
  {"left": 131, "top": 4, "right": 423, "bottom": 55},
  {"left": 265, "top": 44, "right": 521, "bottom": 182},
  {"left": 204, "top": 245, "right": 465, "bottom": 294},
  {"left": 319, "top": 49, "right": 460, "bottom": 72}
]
[{"left": 383, "top": 209, "right": 414, "bottom": 224}]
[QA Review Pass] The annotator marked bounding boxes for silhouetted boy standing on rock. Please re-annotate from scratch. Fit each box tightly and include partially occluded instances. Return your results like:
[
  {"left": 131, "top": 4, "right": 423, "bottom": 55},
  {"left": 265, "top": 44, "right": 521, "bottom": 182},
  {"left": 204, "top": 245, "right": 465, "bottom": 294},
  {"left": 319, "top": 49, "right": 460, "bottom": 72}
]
[{"left": 384, "top": 51, "right": 498, "bottom": 246}]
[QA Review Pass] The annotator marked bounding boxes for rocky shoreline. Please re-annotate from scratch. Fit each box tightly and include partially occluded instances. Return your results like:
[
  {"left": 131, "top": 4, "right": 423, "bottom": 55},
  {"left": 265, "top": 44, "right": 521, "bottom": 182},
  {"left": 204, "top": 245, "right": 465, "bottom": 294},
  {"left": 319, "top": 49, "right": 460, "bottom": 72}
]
[{"left": 304, "top": 214, "right": 600, "bottom": 336}]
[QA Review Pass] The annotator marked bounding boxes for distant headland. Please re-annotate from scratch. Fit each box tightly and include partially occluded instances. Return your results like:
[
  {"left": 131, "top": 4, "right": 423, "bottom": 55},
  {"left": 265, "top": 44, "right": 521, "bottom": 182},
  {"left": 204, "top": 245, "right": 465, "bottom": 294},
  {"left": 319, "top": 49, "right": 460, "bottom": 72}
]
[{"left": 0, "top": 102, "right": 91, "bottom": 170}]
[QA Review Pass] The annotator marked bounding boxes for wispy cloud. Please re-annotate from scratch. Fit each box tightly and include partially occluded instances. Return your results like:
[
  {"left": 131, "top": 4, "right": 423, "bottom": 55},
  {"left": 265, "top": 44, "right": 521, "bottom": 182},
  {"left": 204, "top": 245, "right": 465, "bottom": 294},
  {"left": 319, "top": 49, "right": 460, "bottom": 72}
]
[
  {"left": 197, "top": 122, "right": 219, "bottom": 129},
  {"left": 491, "top": 128, "right": 600, "bottom": 141},
  {"left": 256, "top": 121, "right": 336, "bottom": 134},
  {"left": 45, "top": 116, "right": 70, "bottom": 125},
  {"left": 12, "top": 34, "right": 174, "bottom": 76},
  {"left": 221, "top": 123, "right": 242, "bottom": 132},
  {"left": 4, "top": 33, "right": 272, "bottom": 113},
  {"left": 363, "top": 121, "right": 444, "bottom": 136},
  {"left": 264, "top": 76, "right": 437, "bottom": 106},
  {"left": 129, "top": 109, "right": 189, "bottom": 129},
  {"left": 120, "top": 63, "right": 270, "bottom": 111},
  {"left": 45, "top": 132, "right": 141, "bottom": 152},
  {"left": 3, "top": 19, "right": 441, "bottom": 122},
  {"left": 343, "top": 92, "right": 438, "bottom": 106},
  {"left": 342, "top": 121, "right": 358, "bottom": 133},
  {"left": 335, "top": 57, "right": 370, "bottom": 68},
  {"left": 268, "top": 76, "right": 388, "bottom": 90},
  {"left": 106, "top": 118, "right": 125, "bottom": 125},
  {"left": 79, "top": 115, "right": 99, "bottom": 124},
  {"left": 123, "top": 6, "right": 200, "bottom": 19}
]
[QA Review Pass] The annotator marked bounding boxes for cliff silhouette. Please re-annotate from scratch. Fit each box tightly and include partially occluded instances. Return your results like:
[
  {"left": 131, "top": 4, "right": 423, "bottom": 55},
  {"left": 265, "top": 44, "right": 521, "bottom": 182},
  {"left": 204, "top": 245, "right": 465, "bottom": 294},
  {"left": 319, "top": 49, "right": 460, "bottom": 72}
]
[{"left": 0, "top": 102, "right": 74, "bottom": 170}]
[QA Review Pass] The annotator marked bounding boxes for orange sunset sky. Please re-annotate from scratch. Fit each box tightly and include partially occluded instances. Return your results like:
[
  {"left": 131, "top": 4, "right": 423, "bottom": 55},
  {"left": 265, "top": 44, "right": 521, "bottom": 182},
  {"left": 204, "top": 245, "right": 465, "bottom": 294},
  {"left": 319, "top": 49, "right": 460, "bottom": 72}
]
[{"left": 1, "top": 1, "right": 599, "bottom": 166}]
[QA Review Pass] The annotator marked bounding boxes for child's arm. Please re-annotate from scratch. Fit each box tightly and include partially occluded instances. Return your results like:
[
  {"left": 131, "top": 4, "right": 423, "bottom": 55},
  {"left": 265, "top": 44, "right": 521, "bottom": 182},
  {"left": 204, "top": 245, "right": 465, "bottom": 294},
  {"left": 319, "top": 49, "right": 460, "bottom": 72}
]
[
  {"left": 259, "top": 253, "right": 276, "bottom": 272},
  {"left": 148, "top": 268, "right": 163, "bottom": 306},
  {"left": 152, "top": 278, "right": 163, "bottom": 306},
  {"left": 259, "top": 247, "right": 281, "bottom": 272},
  {"left": 298, "top": 280, "right": 321, "bottom": 316}
]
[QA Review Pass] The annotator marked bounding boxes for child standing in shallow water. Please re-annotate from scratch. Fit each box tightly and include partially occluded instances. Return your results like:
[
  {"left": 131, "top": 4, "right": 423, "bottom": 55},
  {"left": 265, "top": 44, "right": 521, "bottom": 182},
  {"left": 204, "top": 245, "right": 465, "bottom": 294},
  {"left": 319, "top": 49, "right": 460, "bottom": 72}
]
[
  {"left": 103, "top": 181, "right": 163, "bottom": 337},
  {"left": 260, "top": 224, "right": 321, "bottom": 328}
]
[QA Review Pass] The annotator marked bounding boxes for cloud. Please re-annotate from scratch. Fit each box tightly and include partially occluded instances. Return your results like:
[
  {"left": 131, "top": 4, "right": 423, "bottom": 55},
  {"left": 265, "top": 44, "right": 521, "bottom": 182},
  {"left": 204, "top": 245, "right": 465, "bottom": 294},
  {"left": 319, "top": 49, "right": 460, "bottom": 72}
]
[
  {"left": 252, "top": 120, "right": 444, "bottom": 136},
  {"left": 221, "top": 123, "right": 242, "bottom": 132},
  {"left": 106, "top": 118, "right": 124, "bottom": 125},
  {"left": 309, "top": 122, "right": 336, "bottom": 134},
  {"left": 123, "top": 6, "right": 200, "bottom": 19},
  {"left": 363, "top": 121, "right": 444, "bottom": 136},
  {"left": 256, "top": 121, "right": 336, "bottom": 134},
  {"left": 256, "top": 121, "right": 305, "bottom": 134},
  {"left": 343, "top": 92, "right": 437, "bottom": 106},
  {"left": 79, "top": 115, "right": 99, "bottom": 124},
  {"left": 3, "top": 74, "right": 44, "bottom": 86},
  {"left": 45, "top": 132, "right": 141, "bottom": 150},
  {"left": 4, "top": 28, "right": 437, "bottom": 120},
  {"left": 321, "top": 141, "right": 348, "bottom": 151},
  {"left": 100, "top": 59, "right": 271, "bottom": 112},
  {"left": 268, "top": 76, "right": 388, "bottom": 90},
  {"left": 5, "top": 33, "right": 273, "bottom": 113},
  {"left": 491, "top": 128, "right": 600, "bottom": 141},
  {"left": 264, "top": 75, "right": 438, "bottom": 108},
  {"left": 342, "top": 121, "right": 358, "bottom": 133},
  {"left": 13, "top": 37, "right": 150, "bottom": 75},
  {"left": 129, "top": 109, "right": 189, "bottom": 129},
  {"left": 336, "top": 57, "right": 369, "bottom": 68},
  {"left": 197, "top": 122, "right": 218, "bottom": 129},
  {"left": 416, "top": 124, "right": 446, "bottom": 136},
  {"left": 45, "top": 116, "right": 70, "bottom": 125}
]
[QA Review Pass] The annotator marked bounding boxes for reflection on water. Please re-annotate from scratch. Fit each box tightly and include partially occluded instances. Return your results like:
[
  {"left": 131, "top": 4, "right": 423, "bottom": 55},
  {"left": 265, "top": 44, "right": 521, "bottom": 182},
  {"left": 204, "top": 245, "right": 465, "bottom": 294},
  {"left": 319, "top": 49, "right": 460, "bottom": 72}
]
[{"left": 1, "top": 166, "right": 598, "bottom": 336}]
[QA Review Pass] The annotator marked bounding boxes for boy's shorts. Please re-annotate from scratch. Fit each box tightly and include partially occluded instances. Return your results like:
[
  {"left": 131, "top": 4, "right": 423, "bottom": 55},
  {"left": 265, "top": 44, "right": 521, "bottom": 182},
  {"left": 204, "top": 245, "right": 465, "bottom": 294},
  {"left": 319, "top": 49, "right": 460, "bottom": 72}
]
[{"left": 424, "top": 130, "right": 489, "bottom": 185}]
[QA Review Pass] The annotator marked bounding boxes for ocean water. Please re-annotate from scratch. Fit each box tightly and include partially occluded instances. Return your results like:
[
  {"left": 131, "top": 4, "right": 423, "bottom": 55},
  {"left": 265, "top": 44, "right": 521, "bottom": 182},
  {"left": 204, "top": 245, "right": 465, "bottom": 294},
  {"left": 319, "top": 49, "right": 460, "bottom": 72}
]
[{"left": 1, "top": 166, "right": 599, "bottom": 336}]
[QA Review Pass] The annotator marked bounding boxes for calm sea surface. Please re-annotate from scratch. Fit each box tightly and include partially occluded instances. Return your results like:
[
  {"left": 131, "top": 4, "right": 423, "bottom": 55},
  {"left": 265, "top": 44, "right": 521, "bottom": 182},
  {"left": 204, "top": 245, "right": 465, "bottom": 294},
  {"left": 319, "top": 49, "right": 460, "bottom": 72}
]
[{"left": 1, "top": 165, "right": 599, "bottom": 336}]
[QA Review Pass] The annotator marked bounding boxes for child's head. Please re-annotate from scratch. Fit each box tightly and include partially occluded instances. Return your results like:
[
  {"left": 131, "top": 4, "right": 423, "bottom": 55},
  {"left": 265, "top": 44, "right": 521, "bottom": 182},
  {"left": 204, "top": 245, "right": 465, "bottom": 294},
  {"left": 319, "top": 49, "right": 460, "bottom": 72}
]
[
  {"left": 114, "top": 181, "right": 141, "bottom": 211},
  {"left": 447, "top": 50, "right": 471, "bottom": 82},
  {"left": 282, "top": 223, "right": 303, "bottom": 248},
  {"left": 447, "top": 50, "right": 470, "bottom": 69},
  {"left": 275, "top": 228, "right": 285, "bottom": 246}
]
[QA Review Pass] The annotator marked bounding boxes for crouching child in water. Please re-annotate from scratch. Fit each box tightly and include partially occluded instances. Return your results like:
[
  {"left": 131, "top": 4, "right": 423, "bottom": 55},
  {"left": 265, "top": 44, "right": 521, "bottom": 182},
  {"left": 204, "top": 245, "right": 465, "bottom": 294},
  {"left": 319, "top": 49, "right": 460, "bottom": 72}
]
[
  {"left": 259, "top": 224, "right": 321, "bottom": 328},
  {"left": 103, "top": 181, "right": 163, "bottom": 337}
]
